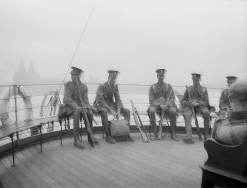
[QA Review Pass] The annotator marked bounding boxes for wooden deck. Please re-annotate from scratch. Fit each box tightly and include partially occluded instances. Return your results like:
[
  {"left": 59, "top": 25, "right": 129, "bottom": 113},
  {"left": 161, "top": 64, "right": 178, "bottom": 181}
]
[{"left": 0, "top": 133, "right": 208, "bottom": 188}]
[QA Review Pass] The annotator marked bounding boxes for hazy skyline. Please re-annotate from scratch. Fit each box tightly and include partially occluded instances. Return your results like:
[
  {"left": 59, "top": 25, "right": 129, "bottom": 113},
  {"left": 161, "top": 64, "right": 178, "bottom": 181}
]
[{"left": 0, "top": 0, "right": 246, "bottom": 86}]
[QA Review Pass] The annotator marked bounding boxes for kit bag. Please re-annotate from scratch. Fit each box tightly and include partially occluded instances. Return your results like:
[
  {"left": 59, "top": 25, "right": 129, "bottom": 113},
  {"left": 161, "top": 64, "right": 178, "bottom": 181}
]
[{"left": 109, "top": 119, "right": 130, "bottom": 141}]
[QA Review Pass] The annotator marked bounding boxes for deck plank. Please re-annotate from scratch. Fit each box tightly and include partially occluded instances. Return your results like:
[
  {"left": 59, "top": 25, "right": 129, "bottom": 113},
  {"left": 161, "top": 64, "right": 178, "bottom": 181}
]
[
  {"left": 0, "top": 159, "right": 22, "bottom": 188},
  {"left": 44, "top": 141, "right": 124, "bottom": 188},
  {"left": 103, "top": 138, "right": 200, "bottom": 187},
  {"left": 0, "top": 174, "right": 8, "bottom": 188},
  {"left": 48, "top": 138, "right": 156, "bottom": 188},
  {"left": 27, "top": 147, "right": 86, "bottom": 188},
  {"left": 15, "top": 151, "right": 61, "bottom": 187},
  {"left": 50, "top": 137, "right": 165, "bottom": 187},
  {"left": 5, "top": 153, "right": 49, "bottom": 188},
  {"left": 41, "top": 142, "right": 106, "bottom": 187},
  {"left": 1, "top": 157, "right": 34, "bottom": 188},
  {"left": 0, "top": 133, "right": 207, "bottom": 188},
  {"left": 22, "top": 148, "right": 76, "bottom": 188}
]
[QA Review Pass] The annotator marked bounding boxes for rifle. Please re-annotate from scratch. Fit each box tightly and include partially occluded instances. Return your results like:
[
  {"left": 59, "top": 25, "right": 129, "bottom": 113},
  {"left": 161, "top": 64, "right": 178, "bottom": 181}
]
[
  {"left": 186, "top": 86, "right": 202, "bottom": 141},
  {"left": 157, "top": 89, "right": 173, "bottom": 139},
  {"left": 76, "top": 79, "right": 95, "bottom": 147},
  {"left": 130, "top": 101, "right": 150, "bottom": 143}
]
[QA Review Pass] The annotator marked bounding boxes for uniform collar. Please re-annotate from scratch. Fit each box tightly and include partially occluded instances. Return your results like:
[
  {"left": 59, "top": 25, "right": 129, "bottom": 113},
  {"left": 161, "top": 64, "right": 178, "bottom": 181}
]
[{"left": 156, "top": 82, "right": 166, "bottom": 88}]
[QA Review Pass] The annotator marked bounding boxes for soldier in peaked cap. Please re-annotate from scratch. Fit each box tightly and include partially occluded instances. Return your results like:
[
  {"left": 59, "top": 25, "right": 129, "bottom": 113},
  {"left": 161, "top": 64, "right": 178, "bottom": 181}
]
[
  {"left": 219, "top": 76, "right": 238, "bottom": 117},
  {"left": 147, "top": 69, "right": 179, "bottom": 141},
  {"left": 94, "top": 70, "right": 134, "bottom": 144},
  {"left": 63, "top": 66, "right": 99, "bottom": 149},
  {"left": 181, "top": 73, "right": 211, "bottom": 142}
]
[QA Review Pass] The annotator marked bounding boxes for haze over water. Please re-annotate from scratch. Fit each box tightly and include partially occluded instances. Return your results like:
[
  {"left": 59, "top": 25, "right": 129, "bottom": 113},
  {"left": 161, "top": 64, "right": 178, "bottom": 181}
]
[{"left": 0, "top": 0, "right": 246, "bottom": 87}]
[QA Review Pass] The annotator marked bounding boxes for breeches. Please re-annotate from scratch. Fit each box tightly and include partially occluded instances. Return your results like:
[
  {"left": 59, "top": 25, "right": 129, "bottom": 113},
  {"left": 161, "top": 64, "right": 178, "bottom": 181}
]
[
  {"left": 148, "top": 106, "right": 177, "bottom": 134},
  {"left": 183, "top": 106, "right": 210, "bottom": 136},
  {"left": 73, "top": 108, "right": 94, "bottom": 135}
]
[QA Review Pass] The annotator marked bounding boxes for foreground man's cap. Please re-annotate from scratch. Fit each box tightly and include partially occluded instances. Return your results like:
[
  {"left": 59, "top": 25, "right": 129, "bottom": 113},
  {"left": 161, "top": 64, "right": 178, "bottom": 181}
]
[{"left": 226, "top": 76, "right": 238, "bottom": 82}]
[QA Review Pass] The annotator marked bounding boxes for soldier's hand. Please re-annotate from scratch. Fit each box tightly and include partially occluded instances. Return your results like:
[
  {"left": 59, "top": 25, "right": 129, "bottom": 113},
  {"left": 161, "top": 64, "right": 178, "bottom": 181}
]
[
  {"left": 186, "top": 101, "right": 192, "bottom": 107},
  {"left": 110, "top": 109, "right": 117, "bottom": 118},
  {"left": 191, "top": 102, "right": 199, "bottom": 107},
  {"left": 160, "top": 105, "right": 168, "bottom": 111},
  {"left": 76, "top": 107, "right": 84, "bottom": 113}
]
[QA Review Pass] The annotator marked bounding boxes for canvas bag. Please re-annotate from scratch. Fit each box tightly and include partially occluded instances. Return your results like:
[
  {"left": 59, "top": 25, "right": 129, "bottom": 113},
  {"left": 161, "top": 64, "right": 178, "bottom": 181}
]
[{"left": 109, "top": 119, "right": 130, "bottom": 137}]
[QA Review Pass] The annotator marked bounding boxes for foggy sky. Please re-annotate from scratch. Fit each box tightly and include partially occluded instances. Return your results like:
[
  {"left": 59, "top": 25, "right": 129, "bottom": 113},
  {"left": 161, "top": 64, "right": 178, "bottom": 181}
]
[{"left": 0, "top": 0, "right": 246, "bottom": 86}]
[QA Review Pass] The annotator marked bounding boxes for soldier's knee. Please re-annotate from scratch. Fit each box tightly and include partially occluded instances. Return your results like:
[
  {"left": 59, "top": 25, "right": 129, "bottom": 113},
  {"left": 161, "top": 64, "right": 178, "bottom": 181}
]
[
  {"left": 87, "top": 110, "right": 93, "bottom": 119},
  {"left": 149, "top": 107, "right": 156, "bottom": 115},
  {"left": 168, "top": 108, "right": 177, "bottom": 117},
  {"left": 100, "top": 108, "right": 108, "bottom": 117},
  {"left": 202, "top": 110, "right": 210, "bottom": 118},
  {"left": 125, "top": 108, "right": 130, "bottom": 115}
]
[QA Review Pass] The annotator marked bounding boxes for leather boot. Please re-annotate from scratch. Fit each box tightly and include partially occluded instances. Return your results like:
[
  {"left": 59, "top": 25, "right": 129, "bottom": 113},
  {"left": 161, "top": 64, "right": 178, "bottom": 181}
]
[
  {"left": 128, "top": 135, "right": 135, "bottom": 142},
  {"left": 183, "top": 125, "right": 195, "bottom": 144},
  {"left": 149, "top": 134, "right": 156, "bottom": 141},
  {"left": 170, "top": 117, "right": 178, "bottom": 141},
  {"left": 106, "top": 136, "right": 116, "bottom": 144},
  {"left": 74, "top": 140, "right": 84, "bottom": 149}
]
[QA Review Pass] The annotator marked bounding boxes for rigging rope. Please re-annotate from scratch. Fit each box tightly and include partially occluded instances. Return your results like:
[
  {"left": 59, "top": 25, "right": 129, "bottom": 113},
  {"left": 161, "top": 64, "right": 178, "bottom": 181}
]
[{"left": 59, "top": 0, "right": 98, "bottom": 93}]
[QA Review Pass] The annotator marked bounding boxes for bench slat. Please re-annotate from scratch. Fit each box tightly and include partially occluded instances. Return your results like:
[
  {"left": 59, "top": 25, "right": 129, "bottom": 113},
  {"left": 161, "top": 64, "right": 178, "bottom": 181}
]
[{"left": 0, "top": 116, "right": 59, "bottom": 139}]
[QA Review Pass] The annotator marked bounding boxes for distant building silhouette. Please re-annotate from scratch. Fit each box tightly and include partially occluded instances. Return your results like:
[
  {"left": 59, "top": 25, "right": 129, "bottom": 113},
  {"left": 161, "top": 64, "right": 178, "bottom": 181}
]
[{"left": 13, "top": 62, "right": 41, "bottom": 85}]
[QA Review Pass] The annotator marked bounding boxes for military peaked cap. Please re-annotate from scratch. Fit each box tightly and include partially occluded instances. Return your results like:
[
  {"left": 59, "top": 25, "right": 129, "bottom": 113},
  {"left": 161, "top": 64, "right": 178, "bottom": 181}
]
[
  {"left": 70, "top": 66, "right": 84, "bottom": 75},
  {"left": 191, "top": 73, "right": 202, "bottom": 80},
  {"left": 156, "top": 69, "right": 166, "bottom": 75},
  {"left": 108, "top": 70, "right": 120, "bottom": 78},
  {"left": 226, "top": 76, "right": 238, "bottom": 81}
]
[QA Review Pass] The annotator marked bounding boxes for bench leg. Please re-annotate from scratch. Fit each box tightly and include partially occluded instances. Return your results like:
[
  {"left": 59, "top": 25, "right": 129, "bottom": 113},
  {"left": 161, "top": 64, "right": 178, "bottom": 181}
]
[
  {"left": 201, "top": 171, "right": 214, "bottom": 188},
  {"left": 39, "top": 124, "right": 43, "bottom": 153},
  {"left": 10, "top": 134, "right": 16, "bottom": 167}
]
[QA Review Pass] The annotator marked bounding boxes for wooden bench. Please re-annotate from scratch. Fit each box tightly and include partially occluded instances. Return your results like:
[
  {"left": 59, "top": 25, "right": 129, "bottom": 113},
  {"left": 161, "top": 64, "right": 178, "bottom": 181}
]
[
  {"left": 200, "top": 137, "right": 247, "bottom": 187},
  {"left": 0, "top": 116, "right": 60, "bottom": 166}
]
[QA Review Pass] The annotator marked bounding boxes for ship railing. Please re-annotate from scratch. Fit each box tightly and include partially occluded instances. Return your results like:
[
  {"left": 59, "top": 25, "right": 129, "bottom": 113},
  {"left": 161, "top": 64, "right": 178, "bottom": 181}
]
[{"left": 0, "top": 83, "right": 224, "bottom": 164}]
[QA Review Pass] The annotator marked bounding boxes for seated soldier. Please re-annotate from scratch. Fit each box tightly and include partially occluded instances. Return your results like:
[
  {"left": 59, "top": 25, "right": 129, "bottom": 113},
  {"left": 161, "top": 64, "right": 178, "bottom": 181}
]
[
  {"left": 212, "top": 81, "right": 247, "bottom": 145},
  {"left": 63, "top": 66, "right": 99, "bottom": 149},
  {"left": 147, "top": 69, "right": 178, "bottom": 141},
  {"left": 181, "top": 73, "right": 211, "bottom": 142},
  {"left": 94, "top": 70, "right": 134, "bottom": 144},
  {"left": 219, "top": 76, "right": 238, "bottom": 117}
]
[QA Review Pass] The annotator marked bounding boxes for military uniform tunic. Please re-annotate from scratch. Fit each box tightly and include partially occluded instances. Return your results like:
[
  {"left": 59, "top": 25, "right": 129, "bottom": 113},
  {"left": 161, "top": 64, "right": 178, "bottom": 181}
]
[
  {"left": 212, "top": 110, "right": 247, "bottom": 145},
  {"left": 63, "top": 81, "right": 93, "bottom": 138},
  {"left": 148, "top": 83, "right": 176, "bottom": 109},
  {"left": 181, "top": 85, "right": 210, "bottom": 138},
  {"left": 219, "top": 89, "right": 231, "bottom": 111},
  {"left": 63, "top": 81, "right": 90, "bottom": 112},
  {"left": 148, "top": 82, "right": 178, "bottom": 136},
  {"left": 94, "top": 82, "right": 124, "bottom": 112},
  {"left": 94, "top": 82, "right": 130, "bottom": 137}
]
